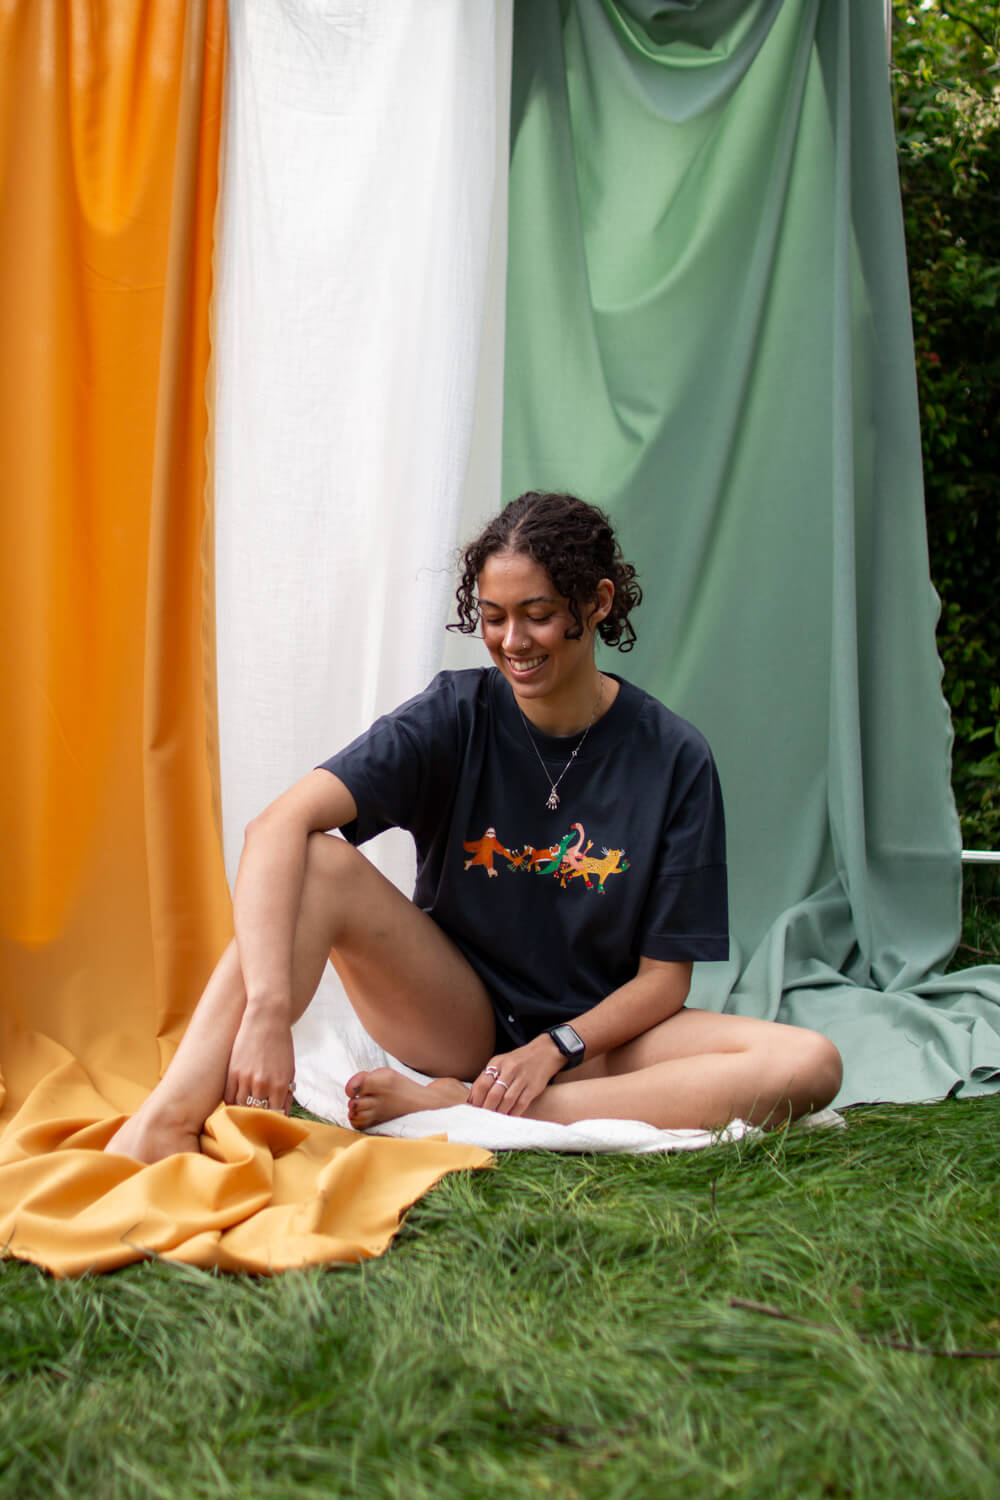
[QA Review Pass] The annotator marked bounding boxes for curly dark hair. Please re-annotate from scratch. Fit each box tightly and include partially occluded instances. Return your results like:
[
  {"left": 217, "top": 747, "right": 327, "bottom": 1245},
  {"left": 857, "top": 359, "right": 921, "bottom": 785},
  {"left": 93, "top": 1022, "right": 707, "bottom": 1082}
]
[{"left": 449, "top": 491, "right": 642, "bottom": 651}]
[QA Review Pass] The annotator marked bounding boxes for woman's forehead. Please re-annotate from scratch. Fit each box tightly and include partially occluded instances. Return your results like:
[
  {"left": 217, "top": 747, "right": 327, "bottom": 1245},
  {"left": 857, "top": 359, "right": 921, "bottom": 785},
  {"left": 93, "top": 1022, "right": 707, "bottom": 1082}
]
[{"left": 476, "top": 551, "right": 560, "bottom": 604}]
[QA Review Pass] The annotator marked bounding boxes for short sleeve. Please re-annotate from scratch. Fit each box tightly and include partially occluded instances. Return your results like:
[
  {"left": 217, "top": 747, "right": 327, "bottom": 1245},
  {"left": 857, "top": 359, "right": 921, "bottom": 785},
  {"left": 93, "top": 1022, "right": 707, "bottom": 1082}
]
[
  {"left": 317, "top": 672, "right": 463, "bottom": 846},
  {"left": 638, "top": 738, "right": 729, "bottom": 963}
]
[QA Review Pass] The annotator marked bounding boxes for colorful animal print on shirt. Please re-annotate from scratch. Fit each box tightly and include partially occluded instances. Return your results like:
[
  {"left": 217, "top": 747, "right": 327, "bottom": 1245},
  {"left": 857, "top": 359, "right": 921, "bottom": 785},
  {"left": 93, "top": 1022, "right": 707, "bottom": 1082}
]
[{"left": 463, "top": 822, "right": 628, "bottom": 893}]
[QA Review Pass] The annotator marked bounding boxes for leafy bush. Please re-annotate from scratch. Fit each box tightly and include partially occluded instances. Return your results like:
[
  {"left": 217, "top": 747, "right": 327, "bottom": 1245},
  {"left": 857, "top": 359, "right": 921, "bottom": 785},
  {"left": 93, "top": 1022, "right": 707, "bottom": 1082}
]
[{"left": 892, "top": 0, "right": 1000, "bottom": 848}]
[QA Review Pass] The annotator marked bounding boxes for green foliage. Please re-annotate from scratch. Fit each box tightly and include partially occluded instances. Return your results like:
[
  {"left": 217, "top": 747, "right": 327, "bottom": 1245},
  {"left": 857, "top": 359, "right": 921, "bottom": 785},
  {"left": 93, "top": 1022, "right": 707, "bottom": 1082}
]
[
  {"left": 892, "top": 1, "right": 1000, "bottom": 848},
  {"left": 954, "top": 858, "right": 1000, "bottom": 962}
]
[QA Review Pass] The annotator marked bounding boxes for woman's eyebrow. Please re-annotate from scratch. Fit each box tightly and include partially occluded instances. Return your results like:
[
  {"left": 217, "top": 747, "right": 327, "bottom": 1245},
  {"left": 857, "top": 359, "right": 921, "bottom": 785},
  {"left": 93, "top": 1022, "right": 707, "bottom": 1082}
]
[{"left": 477, "top": 595, "right": 559, "bottom": 608}]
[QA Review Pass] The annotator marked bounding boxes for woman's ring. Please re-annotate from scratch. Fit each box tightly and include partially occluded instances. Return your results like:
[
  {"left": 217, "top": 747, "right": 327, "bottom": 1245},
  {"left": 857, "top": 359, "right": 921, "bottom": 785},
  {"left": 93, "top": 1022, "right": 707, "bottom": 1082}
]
[
  {"left": 494, "top": 1078, "right": 508, "bottom": 1092},
  {"left": 484, "top": 1065, "right": 500, "bottom": 1081},
  {"left": 245, "top": 1094, "right": 269, "bottom": 1108}
]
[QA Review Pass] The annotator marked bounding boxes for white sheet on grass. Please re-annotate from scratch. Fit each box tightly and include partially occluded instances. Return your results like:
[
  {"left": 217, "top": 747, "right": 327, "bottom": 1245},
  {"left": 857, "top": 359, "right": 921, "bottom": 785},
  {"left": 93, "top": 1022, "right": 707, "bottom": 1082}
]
[{"left": 291, "top": 1013, "right": 844, "bottom": 1152}]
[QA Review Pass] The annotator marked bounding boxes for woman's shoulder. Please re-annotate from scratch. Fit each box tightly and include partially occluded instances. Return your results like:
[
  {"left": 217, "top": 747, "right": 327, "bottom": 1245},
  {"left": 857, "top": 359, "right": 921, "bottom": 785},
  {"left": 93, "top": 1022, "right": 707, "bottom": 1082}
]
[
  {"left": 322, "top": 669, "right": 493, "bottom": 778},
  {"left": 385, "top": 666, "right": 490, "bottom": 711},
  {"left": 428, "top": 666, "right": 492, "bottom": 693},
  {"left": 376, "top": 667, "right": 495, "bottom": 740},
  {"left": 613, "top": 676, "right": 718, "bottom": 764},
  {"left": 414, "top": 666, "right": 494, "bottom": 713}
]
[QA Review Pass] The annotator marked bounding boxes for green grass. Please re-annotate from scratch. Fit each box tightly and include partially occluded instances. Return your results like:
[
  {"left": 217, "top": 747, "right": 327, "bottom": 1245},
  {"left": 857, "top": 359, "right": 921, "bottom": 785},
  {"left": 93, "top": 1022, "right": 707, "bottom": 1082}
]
[
  {"left": 1, "top": 892, "right": 998, "bottom": 1499},
  {"left": 2, "top": 1100, "right": 998, "bottom": 1499}
]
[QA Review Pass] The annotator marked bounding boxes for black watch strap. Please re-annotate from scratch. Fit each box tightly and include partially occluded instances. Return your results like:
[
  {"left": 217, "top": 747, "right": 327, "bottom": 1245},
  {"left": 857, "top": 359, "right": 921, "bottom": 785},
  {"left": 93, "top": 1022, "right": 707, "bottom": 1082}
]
[{"left": 547, "top": 1023, "right": 586, "bottom": 1069}]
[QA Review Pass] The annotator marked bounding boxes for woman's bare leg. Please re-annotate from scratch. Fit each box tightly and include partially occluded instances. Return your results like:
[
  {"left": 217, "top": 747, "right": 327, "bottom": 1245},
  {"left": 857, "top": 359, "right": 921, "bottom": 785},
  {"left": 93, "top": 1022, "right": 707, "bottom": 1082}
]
[
  {"left": 106, "top": 941, "right": 262, "bottom": 1160},
  {"left": 526, "top": 1009, "right": 842, "bottom": 1128},
  {"left": 106, "top": 835, "right": 495, "bottom": 1161},
  {"left": 347, "top": 1009, "right": 842, "bottom": 1132}
]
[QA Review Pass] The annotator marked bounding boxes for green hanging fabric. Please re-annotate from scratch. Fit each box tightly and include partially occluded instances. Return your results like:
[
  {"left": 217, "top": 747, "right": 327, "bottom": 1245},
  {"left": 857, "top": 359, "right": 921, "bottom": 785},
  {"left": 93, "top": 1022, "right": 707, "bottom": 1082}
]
[{"left": 503, "top": 0, "right": 1000, "bottom": 1104}]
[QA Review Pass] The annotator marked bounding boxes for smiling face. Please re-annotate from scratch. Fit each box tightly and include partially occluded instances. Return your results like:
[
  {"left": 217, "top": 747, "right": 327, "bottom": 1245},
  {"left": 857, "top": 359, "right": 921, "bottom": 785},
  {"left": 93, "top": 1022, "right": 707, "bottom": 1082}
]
[{"left": 476, "top": 550, "right": 613, "bottom": 728}]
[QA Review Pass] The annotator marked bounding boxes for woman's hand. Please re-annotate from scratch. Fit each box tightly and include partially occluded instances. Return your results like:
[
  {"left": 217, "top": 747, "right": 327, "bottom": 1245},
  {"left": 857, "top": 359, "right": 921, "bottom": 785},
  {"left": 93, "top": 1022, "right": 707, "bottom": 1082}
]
[
  {"left": 224, "top": 1004, "right": 296, "bottom": 1114},
  {"left": 466, "top": 1035, "right": 566, "bottom": 1116}
]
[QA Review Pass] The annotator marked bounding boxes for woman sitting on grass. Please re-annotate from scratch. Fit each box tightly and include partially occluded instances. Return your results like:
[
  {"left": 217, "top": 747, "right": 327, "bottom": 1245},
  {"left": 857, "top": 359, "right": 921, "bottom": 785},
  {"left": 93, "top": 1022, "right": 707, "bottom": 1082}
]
[{"left": 108, "top": 491, "right": 841, "bottom": 1162}]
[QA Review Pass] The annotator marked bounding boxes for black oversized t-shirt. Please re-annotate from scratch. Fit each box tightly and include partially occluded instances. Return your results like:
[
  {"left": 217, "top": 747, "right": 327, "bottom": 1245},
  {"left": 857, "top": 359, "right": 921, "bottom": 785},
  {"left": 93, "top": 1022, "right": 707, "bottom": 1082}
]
[{"left": 319, "top": 669, "right": 728, "bottom": 1040}]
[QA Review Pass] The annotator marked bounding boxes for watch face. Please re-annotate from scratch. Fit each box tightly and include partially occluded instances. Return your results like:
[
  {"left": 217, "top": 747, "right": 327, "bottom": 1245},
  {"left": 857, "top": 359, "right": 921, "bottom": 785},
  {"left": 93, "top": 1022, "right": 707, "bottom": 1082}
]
[{"left": 551, "top": 1024, "right": 584, "bottom": 1058}]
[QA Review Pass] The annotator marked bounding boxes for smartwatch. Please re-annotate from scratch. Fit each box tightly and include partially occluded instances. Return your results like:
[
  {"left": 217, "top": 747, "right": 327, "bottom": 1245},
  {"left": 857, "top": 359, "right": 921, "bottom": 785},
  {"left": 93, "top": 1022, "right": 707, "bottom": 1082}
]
[{"left": 547, "top": 1023, "right": 586, "bottom": 1069}]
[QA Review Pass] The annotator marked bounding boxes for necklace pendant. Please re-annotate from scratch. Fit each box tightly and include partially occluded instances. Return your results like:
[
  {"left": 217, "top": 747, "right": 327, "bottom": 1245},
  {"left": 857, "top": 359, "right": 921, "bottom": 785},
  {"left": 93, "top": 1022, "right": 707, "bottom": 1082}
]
[{"left": 546, "top": 789, "right": 560, "bottom": 811}]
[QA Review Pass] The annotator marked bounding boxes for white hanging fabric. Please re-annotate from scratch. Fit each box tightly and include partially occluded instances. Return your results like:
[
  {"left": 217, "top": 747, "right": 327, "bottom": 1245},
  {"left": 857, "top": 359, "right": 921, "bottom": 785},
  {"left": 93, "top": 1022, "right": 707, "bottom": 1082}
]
[{"left": 214, "top": 0, "right": 512, "bottom": 1119}]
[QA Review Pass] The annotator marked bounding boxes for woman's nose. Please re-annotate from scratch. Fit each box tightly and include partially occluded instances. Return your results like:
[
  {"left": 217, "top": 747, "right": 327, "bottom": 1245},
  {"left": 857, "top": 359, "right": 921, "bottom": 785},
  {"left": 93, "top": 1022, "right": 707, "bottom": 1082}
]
[{"left": 503, "top": 621, "right": 524, "bottom": 653}]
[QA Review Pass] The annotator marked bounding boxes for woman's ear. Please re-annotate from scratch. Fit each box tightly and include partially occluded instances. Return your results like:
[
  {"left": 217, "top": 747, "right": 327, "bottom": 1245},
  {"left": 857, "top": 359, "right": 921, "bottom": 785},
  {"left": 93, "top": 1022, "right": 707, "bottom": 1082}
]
[{"left": 588, "top": 578, "right": 615, "bottom": 628}]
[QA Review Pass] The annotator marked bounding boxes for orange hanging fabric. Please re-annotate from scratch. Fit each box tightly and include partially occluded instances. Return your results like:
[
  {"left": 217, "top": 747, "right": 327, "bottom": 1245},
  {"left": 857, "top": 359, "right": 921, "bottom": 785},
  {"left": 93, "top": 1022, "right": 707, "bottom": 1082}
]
[{"left": 0, "top": 0, "right": 487, "bottom": 1277}]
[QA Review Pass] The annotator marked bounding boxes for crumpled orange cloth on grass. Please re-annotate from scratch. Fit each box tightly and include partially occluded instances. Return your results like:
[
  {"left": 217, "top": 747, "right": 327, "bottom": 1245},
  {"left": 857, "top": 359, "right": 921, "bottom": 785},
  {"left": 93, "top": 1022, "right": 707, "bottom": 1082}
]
[{"left": 0, "top": 1057, "right": 489, "bottom": 1278}]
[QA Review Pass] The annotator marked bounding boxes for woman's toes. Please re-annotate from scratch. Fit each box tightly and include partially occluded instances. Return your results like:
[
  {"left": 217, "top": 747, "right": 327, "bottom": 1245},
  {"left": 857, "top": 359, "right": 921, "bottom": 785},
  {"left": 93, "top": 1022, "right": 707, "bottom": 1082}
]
[{"left": 348, "top": 1098, "right": 371, "bottom": 1129}]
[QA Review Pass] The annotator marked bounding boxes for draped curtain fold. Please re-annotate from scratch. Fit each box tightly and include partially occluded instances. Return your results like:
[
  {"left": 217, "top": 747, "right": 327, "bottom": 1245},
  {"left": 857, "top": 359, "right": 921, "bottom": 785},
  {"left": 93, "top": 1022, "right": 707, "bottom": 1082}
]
[
  {"left": 502, "top": 0, "right": 1000, "bottom": 1104},
  {"left": 0, "top": 0, "right": 488, "bottom": 1277},
  {"left": 0, "top": 0, "right": 232, "bottom": 1117}
]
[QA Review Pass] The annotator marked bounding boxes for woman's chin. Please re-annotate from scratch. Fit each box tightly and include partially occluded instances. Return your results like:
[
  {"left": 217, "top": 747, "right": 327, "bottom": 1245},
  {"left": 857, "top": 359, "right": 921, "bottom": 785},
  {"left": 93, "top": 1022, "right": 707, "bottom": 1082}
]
[{"left": 508, "top": 668, "right": 547, "bottom": 692}]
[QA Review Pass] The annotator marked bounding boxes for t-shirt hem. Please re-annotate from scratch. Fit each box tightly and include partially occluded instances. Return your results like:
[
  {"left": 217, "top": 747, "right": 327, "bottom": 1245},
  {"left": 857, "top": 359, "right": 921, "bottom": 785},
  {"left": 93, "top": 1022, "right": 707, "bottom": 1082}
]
[
  {"left": 641, "top": 935, "right": 730, "bottom": 963},
  {"left": 314, "top": 763, "right": 367, "bottom": 844}
]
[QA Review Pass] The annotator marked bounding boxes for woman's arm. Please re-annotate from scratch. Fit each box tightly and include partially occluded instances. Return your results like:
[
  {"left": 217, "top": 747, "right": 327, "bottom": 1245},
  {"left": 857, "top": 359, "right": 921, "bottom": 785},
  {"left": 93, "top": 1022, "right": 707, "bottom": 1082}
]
[
  {"left": 233, "top": 770, "right": 356, "bottom": 1010},
  {"left": 224, "top": 769, "right": 357, "bottom": 1107},
  {"left": 554, "top": 956, "right": 692, "bottom": 1062},
  {"left": 467, "top": 956, "right": 692, "bottom": 1114}
]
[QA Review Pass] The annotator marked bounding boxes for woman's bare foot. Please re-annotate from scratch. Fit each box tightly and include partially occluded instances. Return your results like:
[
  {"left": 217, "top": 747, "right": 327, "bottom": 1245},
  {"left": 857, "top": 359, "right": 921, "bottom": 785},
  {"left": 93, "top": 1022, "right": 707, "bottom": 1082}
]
[
  {"left": 105, "top": 1112, "right": 202, "bottom": 1164},
  {"left": 346, "top": 1069, "right": 469, "bottom": 1129}
]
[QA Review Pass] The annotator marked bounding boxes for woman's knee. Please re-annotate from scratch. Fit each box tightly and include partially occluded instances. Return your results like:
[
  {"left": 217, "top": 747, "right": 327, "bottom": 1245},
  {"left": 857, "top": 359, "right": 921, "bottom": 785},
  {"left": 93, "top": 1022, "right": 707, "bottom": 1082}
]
[
  {"left": 754, "top": 1024, "right": 841, "bottom": 1117},
  {"left": 303, "top": 832, "right": 369, "bottom": 925},
  {"left": 792, "top": 1028, "right": 843, "bottom": 1109},
  {"left": 302, "top": 832, "right": 418, "bottom": 954},
  {"left": 305, "top": 829, "right": 359, "bottom": 873}
]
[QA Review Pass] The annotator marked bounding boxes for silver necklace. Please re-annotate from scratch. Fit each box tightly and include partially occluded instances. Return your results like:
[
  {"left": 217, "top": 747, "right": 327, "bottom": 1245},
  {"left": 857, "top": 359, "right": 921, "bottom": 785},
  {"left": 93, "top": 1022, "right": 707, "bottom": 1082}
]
[{"left": 516, "top": 676, "right": 605, "bottom": 811}]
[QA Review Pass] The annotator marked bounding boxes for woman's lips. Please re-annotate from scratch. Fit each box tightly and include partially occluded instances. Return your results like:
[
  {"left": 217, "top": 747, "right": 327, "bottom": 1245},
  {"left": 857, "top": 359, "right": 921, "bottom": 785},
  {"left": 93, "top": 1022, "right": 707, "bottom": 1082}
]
[{"left": 505, "top": 654, "right": 546, "bottom": 677}]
